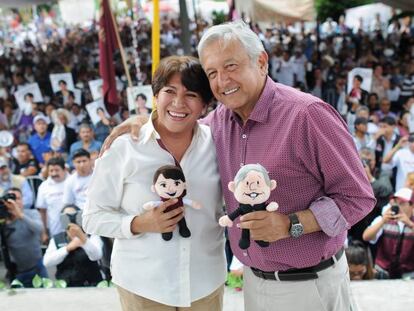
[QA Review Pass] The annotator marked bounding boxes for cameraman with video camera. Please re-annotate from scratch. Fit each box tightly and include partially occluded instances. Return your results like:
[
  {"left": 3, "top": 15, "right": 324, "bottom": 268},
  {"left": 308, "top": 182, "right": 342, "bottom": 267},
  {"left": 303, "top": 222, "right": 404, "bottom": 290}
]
[
  {"left": 363, "top": 187, "right": 414, "bottom": 279},
  {"left": 43, "top": 204, "right": 103, "bottom": 286},
  {"left": 0, "top": 187, "right": 47, "bottom": 286}
]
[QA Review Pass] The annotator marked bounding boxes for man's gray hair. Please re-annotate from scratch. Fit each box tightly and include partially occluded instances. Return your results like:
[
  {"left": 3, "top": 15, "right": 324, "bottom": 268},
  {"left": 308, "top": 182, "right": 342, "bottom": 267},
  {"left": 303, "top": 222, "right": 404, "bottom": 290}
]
[
  {"left": 234, "top": 164, "right": 271, "bottom": 187},
  {"left": 197, "top": 20, "right": 265, "bottom": 63}
]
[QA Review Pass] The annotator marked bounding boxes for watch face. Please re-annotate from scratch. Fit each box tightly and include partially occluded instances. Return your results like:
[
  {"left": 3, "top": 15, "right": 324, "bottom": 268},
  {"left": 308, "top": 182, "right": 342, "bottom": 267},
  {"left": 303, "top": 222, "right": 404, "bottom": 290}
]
[{"left": 290, "top": 224, "right": 304, "bottom": 238}]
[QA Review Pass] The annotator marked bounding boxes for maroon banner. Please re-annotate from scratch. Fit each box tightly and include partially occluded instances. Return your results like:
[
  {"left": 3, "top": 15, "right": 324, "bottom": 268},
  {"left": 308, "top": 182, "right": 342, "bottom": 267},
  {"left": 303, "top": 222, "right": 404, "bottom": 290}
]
[{"left": 99, "top": 0, "right": 119, "bottom": 115}]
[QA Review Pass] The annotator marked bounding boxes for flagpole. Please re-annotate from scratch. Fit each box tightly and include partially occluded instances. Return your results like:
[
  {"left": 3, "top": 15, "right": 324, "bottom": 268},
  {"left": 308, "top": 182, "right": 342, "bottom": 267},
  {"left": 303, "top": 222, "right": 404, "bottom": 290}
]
[
  {"left": 109, "top": 4, "right": 133, "bottom": 88},
  {"left": 152, "top": 0, "right": 160, "bottom": 110}
]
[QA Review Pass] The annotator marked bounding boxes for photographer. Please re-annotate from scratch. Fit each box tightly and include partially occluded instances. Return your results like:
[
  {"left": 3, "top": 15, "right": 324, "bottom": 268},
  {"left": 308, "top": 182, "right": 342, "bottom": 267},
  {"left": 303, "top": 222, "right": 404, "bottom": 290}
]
[
  {"left": 363, "top": 188, "right": 414, "bottom": 279},
  {"left": 0, "top": 188, "right": 47, "bottom": 286},
  {"left": 43, "top": 204, "right": 103, "bottom": 287}
]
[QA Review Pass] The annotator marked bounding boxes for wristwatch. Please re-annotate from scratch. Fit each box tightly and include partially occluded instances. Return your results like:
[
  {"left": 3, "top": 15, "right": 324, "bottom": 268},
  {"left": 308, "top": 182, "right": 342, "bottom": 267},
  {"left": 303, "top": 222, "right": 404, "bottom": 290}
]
[{"left": 288, "top": 213, "right": 304, "bottom": 238}]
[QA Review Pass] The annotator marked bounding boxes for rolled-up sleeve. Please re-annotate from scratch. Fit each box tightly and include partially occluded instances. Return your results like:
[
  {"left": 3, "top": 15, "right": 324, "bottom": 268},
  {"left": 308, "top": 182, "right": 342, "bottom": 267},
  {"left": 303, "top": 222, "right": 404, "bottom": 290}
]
[
  {"left": 83, "top": 138, "right": 136, "bottom": 239},
  {"left": 297, "top": 102, "right": 376, "bottom": 237}
]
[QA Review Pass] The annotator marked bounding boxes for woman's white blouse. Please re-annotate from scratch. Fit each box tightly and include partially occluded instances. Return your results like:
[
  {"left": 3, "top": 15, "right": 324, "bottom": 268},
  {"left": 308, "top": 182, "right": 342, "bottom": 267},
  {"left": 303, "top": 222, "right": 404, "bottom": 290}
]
[{"left": 84, "top": 120, "right": 226, "bottom": 307}]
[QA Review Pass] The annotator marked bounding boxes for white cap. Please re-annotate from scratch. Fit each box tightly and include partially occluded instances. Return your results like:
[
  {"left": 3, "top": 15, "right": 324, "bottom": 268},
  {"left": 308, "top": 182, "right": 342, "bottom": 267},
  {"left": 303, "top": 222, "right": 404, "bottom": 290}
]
[
  {"left": 393, "top": 188, "right": 413, "bottom": 202},
  {"left": 33, "top": 114, "right": 48, "bottom": 125}
]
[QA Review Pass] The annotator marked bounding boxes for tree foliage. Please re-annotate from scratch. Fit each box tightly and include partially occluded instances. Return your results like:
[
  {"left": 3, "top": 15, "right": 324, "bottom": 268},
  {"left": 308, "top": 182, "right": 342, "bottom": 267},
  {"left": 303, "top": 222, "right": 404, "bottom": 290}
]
[{"left": 315, "top": 0, "right": 374, "bottom": 21}]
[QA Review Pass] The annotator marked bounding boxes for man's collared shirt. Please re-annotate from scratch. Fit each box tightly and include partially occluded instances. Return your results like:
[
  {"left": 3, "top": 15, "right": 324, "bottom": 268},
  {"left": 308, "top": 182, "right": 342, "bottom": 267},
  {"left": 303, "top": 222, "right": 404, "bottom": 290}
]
[
  {"left": 84, "top": 116, "right": 226, "bottom": 307},
  {"left": 203, "top": 77, "right": 375, "bottom": 272}
]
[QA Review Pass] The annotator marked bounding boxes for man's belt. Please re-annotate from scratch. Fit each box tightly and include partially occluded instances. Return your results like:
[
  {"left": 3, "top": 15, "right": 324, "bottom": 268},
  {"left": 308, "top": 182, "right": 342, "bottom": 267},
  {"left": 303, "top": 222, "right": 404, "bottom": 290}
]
[{"left": 251, "top": 247, "right": 344, "bottom": 281}]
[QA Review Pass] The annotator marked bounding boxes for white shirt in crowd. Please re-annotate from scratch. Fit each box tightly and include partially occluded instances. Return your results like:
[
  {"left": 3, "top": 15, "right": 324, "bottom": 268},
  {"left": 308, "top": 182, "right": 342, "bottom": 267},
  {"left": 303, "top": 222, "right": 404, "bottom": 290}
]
[
  {"left": 43, "top": 235, "right": 103, "bottom": 267},
  {"left": 36, "top": 175, "right": 67, "bottom": 236},
  {"left": 63, "top": 172, "right": 92, "bottom": 210},
  {"left": 83, "top": 119, "right": 226, "bottom": 307},
  {"left": 390, "top": 147, "right": 414, "bottom": 191}
]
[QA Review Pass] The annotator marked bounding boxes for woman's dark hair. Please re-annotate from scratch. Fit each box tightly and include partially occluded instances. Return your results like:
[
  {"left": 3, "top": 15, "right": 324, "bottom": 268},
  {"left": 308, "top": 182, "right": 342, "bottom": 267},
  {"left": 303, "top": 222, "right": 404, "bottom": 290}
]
[
  {"left": 345, "top": 240, "right": 375, "bottom": 280},
  {"left": 152, "top": 55, "right": 213, "bottom": 105}
]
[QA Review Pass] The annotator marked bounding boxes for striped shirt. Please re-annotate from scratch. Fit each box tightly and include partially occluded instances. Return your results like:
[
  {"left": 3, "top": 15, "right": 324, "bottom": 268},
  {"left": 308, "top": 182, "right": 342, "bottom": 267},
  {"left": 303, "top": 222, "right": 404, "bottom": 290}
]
[
  {"left": 400, "top": 74, "right": 414, "bottom": 97},
  {"left": 203, "top": 77, "right": 376, "bottom": 271}
]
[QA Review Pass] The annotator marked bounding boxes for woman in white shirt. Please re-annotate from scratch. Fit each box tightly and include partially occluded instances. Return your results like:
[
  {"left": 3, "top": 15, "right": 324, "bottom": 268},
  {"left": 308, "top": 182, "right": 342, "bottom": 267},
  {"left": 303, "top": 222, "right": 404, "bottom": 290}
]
[{"left": 83, "top": 56, "right": 226, "bottom": 310}]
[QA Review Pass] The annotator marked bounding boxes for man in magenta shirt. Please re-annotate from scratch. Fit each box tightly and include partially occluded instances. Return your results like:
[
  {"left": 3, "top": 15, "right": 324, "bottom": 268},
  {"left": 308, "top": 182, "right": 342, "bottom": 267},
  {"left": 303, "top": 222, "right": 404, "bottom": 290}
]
[{"left": 104, "top": 21, "right": 375, "bottom": 311}]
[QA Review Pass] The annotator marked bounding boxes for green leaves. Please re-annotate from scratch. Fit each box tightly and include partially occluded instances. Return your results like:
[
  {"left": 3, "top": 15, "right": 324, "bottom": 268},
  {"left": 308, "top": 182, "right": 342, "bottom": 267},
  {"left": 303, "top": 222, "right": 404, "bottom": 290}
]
[
  {"left": 54, "top": 280, "right": 67, "bottom": 288},
  {"left": 32, "top": 275, "right": 43, "bottom": 288}
]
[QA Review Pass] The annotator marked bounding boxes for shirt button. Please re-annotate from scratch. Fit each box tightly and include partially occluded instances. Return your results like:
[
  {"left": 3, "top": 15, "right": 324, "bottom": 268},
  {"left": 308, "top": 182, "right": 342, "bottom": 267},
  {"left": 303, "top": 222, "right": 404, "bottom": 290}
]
[
  {"left": 240, "top": 163, "right": 244, "bottom": 167},
  {"left": 242, "top": 134, "right": 247, "bottom": 139},
  {"left": 243, "top": 252, "right": 247, "bottom": 257}
]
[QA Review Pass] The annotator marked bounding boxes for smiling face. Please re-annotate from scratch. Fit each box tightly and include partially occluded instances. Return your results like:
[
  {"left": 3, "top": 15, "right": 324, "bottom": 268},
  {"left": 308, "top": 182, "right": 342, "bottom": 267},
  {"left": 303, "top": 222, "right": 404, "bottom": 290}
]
[
  {"left": 200, "top": 39, "right": 268, "bottom": 122},
  {"left": 153, "top": 173, "right": 186, "bottom": 199},
  {"left": 154, "top": 73, "right": 205, "bottom": 138},
  {"left": 231, "top": 170, "right": 273, "bottom": 205}
]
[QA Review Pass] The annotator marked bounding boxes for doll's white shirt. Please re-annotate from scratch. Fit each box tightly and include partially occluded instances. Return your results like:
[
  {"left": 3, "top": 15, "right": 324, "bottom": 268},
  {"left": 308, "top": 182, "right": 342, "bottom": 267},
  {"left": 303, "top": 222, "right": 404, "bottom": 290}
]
[{"left": 83, "top": 119, "right": 226, "bottom": 307}]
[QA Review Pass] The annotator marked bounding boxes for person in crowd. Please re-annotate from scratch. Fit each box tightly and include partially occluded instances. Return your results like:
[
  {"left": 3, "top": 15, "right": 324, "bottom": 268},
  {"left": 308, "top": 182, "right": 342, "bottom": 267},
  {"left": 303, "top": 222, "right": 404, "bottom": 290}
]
[
  {"left": 399, "top": 59, "right": 414, "bottom": 106},
  {"left": 103, "top": 21, "right": 375, "bottom": 311},
  {"left": 375, "top": 116, "right": 400, "bottom": 178},
  {"left": 383, "top": 133, "right": 414, "bottom": 191},
  {"left": 352, "top": 117, "right": 376, "bottom": 152},
  {"left": 43, "top": 204, "right": 103, "bottom": 287},
  {"left": 68, "top": 123, "right": 101, "bottom": 167},
  {"left": 36, "top": 157, "right": 68, "bottom": 243},
  {"left": 375, "top": 98, "right": 397, "bottom": 121},
  {"left": 397, "top": 111, "right": 410, "bottom": 137},
  {"left": 93, "top": 108, "right": 113, "bottom": 143},
  {"left": 28, "top": 114, "right": 52, "bottom": 165},
  {"left": 371, "top": 64, "right": 390, "bottom": 101},
  {"left": 63, "top": 148, "right": 93, "bottom": 210},
  {"left": 12, "top": 142, "right": 40, "bottom": 177},
  {"left": 0, "top": 156, "right": 33, "bottom": 209},
  {"left": 345, "top": 240, "right": 378, "bottom": 280},
  {"left": 70, "top": 102, "right": 87, "bottom": 131},
  {"left": 348, "top": 147, "right": 393, "bottom": 242},
  {"left": 363, "top": 187, "right": 414, "bottom": 279},
  {"left": 84, "top": 56, "right": 226, "bottom": 310},
  {"left": 367, "top": 92, "right": 380, "bottom": 113},
  {"left": 0, "top": 188, "right": 47, "bottom": 287}
]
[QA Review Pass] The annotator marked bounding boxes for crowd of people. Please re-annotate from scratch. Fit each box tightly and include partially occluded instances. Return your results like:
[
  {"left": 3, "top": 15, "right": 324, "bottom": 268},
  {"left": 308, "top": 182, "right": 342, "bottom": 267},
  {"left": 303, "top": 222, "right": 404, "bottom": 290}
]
[{"left": 0, "top": 7, "right": 413, "bottom": 300}]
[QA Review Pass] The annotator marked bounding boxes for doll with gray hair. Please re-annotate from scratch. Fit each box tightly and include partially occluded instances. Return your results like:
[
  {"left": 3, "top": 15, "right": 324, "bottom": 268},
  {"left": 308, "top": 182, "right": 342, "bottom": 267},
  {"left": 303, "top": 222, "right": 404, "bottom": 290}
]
[{"left": 219, "top": 164, "right": 278, "bottom": 249}]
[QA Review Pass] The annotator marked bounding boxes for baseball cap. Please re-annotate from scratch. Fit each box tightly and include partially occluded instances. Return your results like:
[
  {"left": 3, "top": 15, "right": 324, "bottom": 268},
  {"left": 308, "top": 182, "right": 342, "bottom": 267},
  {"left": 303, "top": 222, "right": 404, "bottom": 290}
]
[
  {"left": 33, "top": 114, "right": 48, "bottom": 125},
  {"left": 393, "top": 188, "right": 413, "bottom": 202}
]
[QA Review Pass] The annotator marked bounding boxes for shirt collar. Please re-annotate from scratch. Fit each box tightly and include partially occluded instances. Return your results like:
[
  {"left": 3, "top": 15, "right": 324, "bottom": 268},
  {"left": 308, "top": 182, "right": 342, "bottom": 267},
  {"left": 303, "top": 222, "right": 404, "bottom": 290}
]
[
  {"left": 230, "top": 76, "right": 276, "bottom": 125},
  {"left": 141, "top": 111, "right": 201, "bottom": 144}
]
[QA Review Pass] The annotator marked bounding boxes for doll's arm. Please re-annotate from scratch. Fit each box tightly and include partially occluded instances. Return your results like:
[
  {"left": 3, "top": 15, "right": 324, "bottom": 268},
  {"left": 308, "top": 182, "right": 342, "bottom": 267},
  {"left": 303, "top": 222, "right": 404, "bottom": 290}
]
[
  {"left": 219, "top": 215, "right": 234, "bottom": 227},
  {"left": 266, "top": 202, "right": 279, "bottom": 212},
  {"left": 143, "top": 201, "right": 162, "bottom": 210},
  {"left": 183, "top": 198, "right": 202, "bottom": 209}
]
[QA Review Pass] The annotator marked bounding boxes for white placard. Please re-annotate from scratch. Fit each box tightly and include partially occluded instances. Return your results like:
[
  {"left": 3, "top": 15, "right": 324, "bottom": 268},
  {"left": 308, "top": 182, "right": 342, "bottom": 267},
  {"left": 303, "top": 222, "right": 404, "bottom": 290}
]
[
  {"left": 50, "top": 73, "right": 75, "bottom": 93},
  {"left": 73, "top": 88, "right": 82, "bottom": 105},
  {"left": 14, "top": 83, "right": 44, "bottom": 110},
  {"left": 347, "top": 68, "right": 373, "bottom": 94},
  {"left": 88, "top": 79, "right": 103, "bottom": 101},
  {"left": 86, "top": 99, "right": 110, "bottom": 125},
  {"left": 127, "top": 85, "right": 153, "bottom": 112}
]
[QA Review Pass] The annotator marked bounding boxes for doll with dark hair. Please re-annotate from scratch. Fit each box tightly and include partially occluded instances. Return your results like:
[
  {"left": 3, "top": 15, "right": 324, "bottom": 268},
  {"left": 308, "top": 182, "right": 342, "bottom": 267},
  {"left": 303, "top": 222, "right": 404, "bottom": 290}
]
[{"left": 143, "top": 165, "right": 201, "bottom": 241}]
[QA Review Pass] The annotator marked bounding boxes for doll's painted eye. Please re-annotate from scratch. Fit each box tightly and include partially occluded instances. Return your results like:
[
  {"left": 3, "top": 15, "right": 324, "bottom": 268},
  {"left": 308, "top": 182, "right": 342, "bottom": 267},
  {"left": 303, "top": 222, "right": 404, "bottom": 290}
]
[
  {"left": 160, "top": 182, "right": 167, "bottom": 188},
  {"left": 174, "top": 181, "right": 181, "bottom": 186}
]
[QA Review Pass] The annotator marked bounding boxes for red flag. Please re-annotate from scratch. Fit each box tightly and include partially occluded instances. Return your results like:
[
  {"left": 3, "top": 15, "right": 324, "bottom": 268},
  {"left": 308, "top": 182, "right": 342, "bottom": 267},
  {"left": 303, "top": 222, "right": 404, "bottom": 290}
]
[{"left": 99, "top": 0, "right": 119, "bottom": 115}]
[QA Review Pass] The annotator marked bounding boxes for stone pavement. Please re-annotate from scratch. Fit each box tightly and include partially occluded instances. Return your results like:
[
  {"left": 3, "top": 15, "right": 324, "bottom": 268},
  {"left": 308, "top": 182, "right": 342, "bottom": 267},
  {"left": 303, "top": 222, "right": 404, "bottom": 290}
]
[{"left": 1, "top": 280, "right": 414, "bottom": 311}]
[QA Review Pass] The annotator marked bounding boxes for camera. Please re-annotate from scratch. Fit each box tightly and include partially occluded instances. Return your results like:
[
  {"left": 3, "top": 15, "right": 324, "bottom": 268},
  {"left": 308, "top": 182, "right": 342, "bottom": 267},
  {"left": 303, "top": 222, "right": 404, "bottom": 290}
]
[
  {"left": 60, "top": 211, "right": 83, "bottom": 230},
  {"left": 391, "top": 204, "right": 400, "bottom": 215},
  {"left": 0, "top": 193, "right": 16, "bottom": 220}
]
